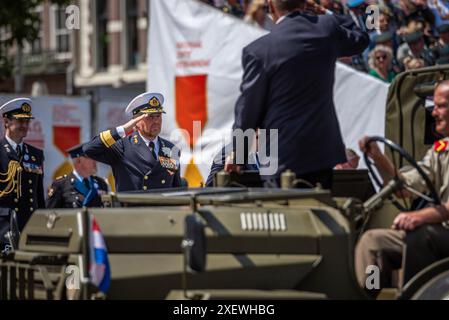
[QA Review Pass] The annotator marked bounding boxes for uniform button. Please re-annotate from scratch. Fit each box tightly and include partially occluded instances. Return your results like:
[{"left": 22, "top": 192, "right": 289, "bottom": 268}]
[
  {"left": 29, "top": 189, "right": 33, "bottom": 194},
  {"left": 162, "top": 180, "right": 165, "bottom": 184},
  {"left": 143, "top": 186, "right": 148, "bottom": 190},
  {"left": 30, "top": 207, "right": 33, "bottom": 211},
  {"left": 75, "top": 196, "right": 79, "bottom": 200},
  {"left": 144, "top": 176, "right": 148, "bottom": 180},
  {"left": 15, "top": 208, "right": 19, "bottom": 212},
  {"left": 14, "top": 199, "right": 18, "bottom": 203},
  {"left": 30, "top": 199, "right": 34, "bottom": 203},
  {"left": 28, "top": 179, "right": 32, "bottom": 184}
]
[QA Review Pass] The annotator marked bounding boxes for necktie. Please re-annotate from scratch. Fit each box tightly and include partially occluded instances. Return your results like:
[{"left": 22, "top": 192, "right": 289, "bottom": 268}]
[
  {"left": 16, "top": 145, "right": 22, "bottom": 158},
  {"left": 83, "top": 178, "right": 91, "bottom": 190},
  {"left": 149, "top": 141, "right": 157, "bottom": 160}
]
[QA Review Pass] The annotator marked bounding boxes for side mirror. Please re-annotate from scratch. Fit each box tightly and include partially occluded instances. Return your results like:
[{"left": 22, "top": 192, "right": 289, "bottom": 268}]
[{"left": 182, "top": 214, "right": 207, "bottom": 273}]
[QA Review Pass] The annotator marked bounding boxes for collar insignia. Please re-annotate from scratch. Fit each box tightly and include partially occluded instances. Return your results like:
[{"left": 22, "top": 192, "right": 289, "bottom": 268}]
[{"left": 434, "top": 140, "right": 448, "bottom": 153}]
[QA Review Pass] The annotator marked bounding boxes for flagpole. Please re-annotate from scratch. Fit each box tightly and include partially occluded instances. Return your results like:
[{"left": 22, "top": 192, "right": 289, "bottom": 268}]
[{"left": 81, "top": 206, "right": 90, "bottom": 300}]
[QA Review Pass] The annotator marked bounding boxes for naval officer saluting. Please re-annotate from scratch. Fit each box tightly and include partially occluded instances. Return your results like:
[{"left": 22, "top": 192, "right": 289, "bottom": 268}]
[
  {"left": 0, "top": 98, "right": 45, "bottom": 249},
  {"left": 46, "top": 143, "right": 108, "bottom": 208},
  {"left": 83, "top": 92, "right": 181, "bottom": 192}
]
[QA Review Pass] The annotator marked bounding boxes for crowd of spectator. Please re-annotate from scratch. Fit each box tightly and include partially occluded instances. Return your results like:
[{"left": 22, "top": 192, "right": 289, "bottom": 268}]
[{"left": 201, "top": 0, "right": 449, "bottom": 83}]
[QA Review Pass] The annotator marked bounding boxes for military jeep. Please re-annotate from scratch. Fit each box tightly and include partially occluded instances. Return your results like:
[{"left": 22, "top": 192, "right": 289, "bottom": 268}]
[{"left": 1, "top": 66, "right": 449, "bottom": 300}]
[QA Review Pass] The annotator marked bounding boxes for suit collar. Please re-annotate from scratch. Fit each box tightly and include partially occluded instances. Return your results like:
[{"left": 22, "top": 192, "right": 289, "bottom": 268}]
[{"left": 277, "top": 10, "right": 302, "bottom": 24}]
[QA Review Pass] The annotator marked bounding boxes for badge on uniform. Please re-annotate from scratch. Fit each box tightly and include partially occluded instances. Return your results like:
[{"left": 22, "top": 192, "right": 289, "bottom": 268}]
[
  {"left": 159, "top": 156, "right": 177, "bottom": 170},
  {"left": 162, "top": 147, "right": 172, "bottom": 157},
  {"left": 434, "top": 139, "right": 448, "bottom": 153},
  {"left": 48, "top": 187, "right": 55, "bottom": 197}
]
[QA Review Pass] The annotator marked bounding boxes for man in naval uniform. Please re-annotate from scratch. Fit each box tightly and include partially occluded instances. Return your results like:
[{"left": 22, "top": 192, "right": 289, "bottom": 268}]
[
  {"left": 46, "top": 143, "right": 108, "bottom": 208},
  {"left": 0, "top": 98, "right": 45, "bottom": 251},
  {"left": 83, "top": 92, "right": 181, "bottom": 192}
]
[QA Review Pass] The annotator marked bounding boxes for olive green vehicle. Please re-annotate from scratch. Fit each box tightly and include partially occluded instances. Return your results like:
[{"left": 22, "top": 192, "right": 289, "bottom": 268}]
[{"left": 2, "top": 66, "right": 449, "bottom": 300}]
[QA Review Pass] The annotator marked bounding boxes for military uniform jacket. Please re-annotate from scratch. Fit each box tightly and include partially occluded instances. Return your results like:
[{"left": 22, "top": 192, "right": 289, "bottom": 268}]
[
  {"left": 46, "top": 173, "right": 108, "bottom": 208},
  {"left": 399, "top": 137, "right": 449, "bottom": 203},
  {"left": 83, "top": 128, "right": 181, "bottom": 192},
  {"left": 0, "top": 137, "right": 45, "bottom": 231}
]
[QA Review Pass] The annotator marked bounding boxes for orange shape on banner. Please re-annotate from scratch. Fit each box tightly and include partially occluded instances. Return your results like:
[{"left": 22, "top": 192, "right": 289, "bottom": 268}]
[
  {"left": 184, "top": 157, "right": 204, "bottom": 187},
  {"left": 53, "top": 126, "right": 81, "bottom": 156},
  {"left": 175, "top": 74, "right": 208, "bottom": 148}
]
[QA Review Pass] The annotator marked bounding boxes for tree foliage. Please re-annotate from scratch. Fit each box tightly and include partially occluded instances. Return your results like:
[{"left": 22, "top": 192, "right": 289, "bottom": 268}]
[{"left": 0, "top": 0, "right": 69, "bottom": 80}]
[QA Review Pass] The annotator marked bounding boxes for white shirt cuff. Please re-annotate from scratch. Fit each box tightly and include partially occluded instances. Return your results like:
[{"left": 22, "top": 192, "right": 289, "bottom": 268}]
[{"left": 116, "top": 126, "right": 126, "bottom": 138}]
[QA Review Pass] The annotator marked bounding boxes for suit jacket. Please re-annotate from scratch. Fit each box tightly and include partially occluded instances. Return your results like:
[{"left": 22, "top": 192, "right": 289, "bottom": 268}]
[
  {"left": 233, "top": 12, "right": 369, "bottom": 179},
  {"left": 0, "top": 137, "right": 45, "bottom": 233},
  {"left": 83, "top": 129, "right": 181, "bottom": 192},
  {"left": 46, "top": 173, "right": 108, "bottom": 208}
]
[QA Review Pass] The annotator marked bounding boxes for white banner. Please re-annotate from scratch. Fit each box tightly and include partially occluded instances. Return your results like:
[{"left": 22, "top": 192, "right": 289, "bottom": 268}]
[
  {"left": 146, "top": 0, "right": 388, "bottom": 184},
  {"left": 0, "top": 94, "right": 91, "bottom": 192}
]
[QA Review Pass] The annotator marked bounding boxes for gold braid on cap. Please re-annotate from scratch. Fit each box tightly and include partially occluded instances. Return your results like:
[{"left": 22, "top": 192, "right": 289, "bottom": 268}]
[{"left": 0, "top": 160, "right": 22, "bottom": 198}]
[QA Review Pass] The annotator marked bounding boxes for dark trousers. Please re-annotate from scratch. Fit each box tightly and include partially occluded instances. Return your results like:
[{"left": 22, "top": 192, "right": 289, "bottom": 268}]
[{"left": 403, "top": 224, "right": 449, "bottom": 283}]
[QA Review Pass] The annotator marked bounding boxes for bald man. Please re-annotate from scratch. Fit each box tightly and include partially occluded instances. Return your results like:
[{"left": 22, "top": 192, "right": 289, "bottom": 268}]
[{"left": 355, "top": 81, "right": 449, "bottom": 297}]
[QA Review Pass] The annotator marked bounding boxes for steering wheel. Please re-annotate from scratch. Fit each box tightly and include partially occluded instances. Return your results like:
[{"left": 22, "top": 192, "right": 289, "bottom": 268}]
[{"left": 363, "top": 136, "right": 441, "bottom": 212}]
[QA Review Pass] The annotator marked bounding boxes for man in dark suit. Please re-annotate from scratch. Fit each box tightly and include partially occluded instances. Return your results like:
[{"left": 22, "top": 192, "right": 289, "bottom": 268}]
[
  {"left": 46, "top": 143, "right": 108, "bottom": 208},
  {"left": 83, "top": 92, "right": 181, "bottom": 192},
  {"left": 225, "top": 0, "right": 369, "bottom": 189},
  {"left": 0, "top": 98, "right": 45, "bottom": 251}
]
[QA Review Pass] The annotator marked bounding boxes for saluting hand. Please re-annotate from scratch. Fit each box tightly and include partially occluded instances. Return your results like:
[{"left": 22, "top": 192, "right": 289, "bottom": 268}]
[
  {"left": 305, "top": 0, "right": 326, "bottom": 15},
  {"left": 122, "top": 113, "right": 148, "bottom": 133}
]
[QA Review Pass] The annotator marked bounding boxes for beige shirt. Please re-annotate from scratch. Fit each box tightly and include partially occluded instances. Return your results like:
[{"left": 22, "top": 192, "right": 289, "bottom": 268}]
[{"left": 400, "top": 137, "right": 449, "bottom": 203}]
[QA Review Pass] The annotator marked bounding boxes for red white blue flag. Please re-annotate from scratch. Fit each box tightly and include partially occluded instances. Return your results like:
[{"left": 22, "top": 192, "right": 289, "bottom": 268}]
[{"left": 89, "top": 216, "right": 111, "bottom": 294}]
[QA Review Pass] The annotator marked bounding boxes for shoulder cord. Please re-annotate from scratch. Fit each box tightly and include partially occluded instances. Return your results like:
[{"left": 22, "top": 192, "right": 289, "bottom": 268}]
[{"left": 0, "top": 160, "right": 22, "bottom": 198}]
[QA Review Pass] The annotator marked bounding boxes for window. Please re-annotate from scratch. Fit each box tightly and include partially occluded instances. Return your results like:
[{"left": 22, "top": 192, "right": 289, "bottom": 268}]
[
  {"left": 126, "top": 0, "right": 139, "bottom": 68},
  {"left": 54, "top": 6, "right": 70, "bottom": 53},
  {"left": 96, "top": 0, "right": 109, "bottom": 70}
]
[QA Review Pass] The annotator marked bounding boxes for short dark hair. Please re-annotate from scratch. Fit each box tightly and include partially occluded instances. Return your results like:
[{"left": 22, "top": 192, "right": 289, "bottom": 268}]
[{"left": 272, "top": 0, "right": 306, "bottom": 12}]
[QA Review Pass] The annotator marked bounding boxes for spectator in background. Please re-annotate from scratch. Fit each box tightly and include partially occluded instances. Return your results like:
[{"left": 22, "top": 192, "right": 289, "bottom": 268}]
[
  {"left": 345, "top": 0, "right": 369, "bottom": 72},
  {"left": 428, "top": 0, "right": 449, "bottom": 27},
  {"left": 433, "top": 24, "right": 449, "bottom": 53},
  {"left": 368, "top": 45, "right": 397, "bottom": 82},
  {"left": 397, "top": 31, "right": 436, "bottom": 66},
  {"left": 244, "top": 0, "right": 274, "bottom": 29},
  {"left": 373, "top": 31, "right": 404, "bottom": 72}
]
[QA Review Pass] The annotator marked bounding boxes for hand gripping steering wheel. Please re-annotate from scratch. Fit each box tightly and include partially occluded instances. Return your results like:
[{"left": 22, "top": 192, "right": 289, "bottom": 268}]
[{"left": 363, "top": 136, "right": 440, "bottom": 212}]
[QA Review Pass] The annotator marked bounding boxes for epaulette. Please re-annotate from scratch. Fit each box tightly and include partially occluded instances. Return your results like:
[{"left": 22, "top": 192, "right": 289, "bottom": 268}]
[{"left": 55, "top": 174, "right": 68, "bottom": 180}]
